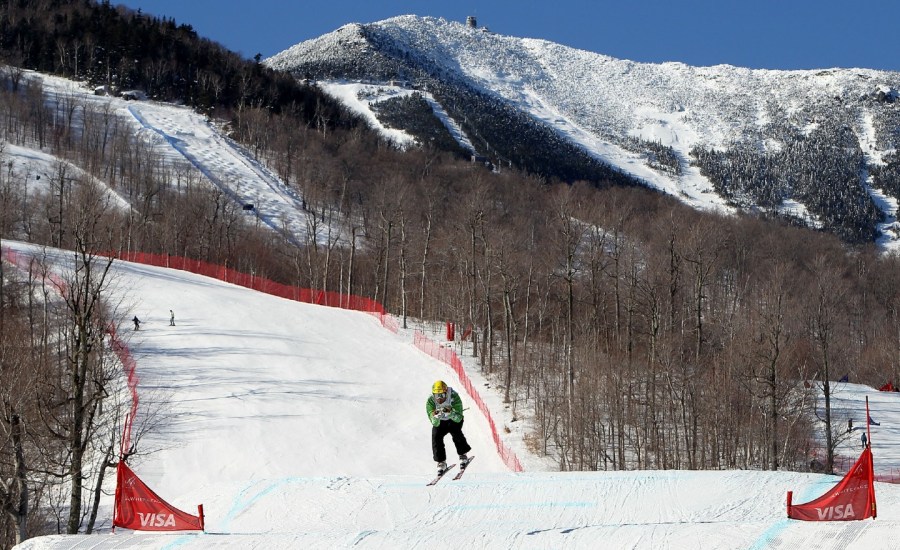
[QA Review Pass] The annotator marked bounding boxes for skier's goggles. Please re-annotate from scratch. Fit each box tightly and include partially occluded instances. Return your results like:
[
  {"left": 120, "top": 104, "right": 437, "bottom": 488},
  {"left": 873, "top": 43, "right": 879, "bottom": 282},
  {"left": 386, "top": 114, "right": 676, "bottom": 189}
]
[{"left": 434, "top": 392, "right": 447, "bottom": 400}]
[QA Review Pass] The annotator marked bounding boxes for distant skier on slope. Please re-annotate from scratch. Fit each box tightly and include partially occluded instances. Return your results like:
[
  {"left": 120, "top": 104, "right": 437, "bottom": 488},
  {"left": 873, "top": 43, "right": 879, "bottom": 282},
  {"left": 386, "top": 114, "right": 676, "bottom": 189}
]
[{"left": 426, "top": 380, "right": 471, "bottom": 476}]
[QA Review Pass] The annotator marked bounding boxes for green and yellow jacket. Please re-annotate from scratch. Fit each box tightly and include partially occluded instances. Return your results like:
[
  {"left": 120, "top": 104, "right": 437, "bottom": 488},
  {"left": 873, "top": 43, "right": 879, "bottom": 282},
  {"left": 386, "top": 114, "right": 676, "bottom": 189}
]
[{"left": 426, "top": 388, "right": 464, "bottom": 427}]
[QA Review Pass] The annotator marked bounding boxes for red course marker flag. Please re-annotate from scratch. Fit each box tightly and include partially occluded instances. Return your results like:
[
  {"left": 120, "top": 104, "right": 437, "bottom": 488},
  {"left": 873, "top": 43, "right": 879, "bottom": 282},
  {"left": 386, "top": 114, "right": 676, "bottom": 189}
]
[
  {"left": 113, "top": 461, "right": 204, "bottom": 531},
  {"left": 787, "top": 396, "right": 877, "bottom": 521}
]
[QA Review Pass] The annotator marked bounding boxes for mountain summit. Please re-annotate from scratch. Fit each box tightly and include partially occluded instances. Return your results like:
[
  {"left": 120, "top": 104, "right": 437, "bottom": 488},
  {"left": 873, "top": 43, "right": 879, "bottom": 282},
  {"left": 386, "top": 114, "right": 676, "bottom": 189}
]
[{"left": 267, "top": 15, "right": 900, "bottom": 247}]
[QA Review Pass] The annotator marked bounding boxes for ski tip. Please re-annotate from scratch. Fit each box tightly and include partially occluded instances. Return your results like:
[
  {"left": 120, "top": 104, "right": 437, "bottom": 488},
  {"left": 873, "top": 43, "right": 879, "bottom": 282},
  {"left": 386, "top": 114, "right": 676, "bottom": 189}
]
[{"left": 453, "top": 457, "right": 475, "bottom": 480}]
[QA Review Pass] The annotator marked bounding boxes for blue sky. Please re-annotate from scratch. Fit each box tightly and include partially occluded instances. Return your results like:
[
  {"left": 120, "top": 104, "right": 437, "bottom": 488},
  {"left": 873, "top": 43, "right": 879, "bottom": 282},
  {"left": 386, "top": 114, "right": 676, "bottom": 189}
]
[{"left": 115, "top": 1, "right": 899, "bottom": 71}]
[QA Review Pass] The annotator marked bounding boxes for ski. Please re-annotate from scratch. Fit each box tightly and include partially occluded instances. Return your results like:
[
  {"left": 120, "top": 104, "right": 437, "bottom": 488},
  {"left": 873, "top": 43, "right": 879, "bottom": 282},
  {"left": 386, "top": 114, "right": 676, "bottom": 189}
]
[
  {"left": 426, "top": 463, "right": 456, "bottom": 486},
  {"left": 452, "top": 456, "right": 475, "bottom": 481}
]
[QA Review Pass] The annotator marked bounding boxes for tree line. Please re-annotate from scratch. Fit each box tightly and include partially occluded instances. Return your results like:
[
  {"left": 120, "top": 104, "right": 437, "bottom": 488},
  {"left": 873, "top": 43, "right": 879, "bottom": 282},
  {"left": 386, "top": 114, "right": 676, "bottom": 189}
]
[
  {"left": 692, "top": 112, "right": 884, "bottom": 244},
  {"left": 0, "top": 0, "right": 353, "bottom": 124}
]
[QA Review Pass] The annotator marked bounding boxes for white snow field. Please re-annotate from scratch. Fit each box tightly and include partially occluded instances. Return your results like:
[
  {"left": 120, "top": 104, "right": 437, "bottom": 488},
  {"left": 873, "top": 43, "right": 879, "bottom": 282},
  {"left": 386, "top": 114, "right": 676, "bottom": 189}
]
[{"left": 3, "top": 240, "right": 900, "bottom": 550}]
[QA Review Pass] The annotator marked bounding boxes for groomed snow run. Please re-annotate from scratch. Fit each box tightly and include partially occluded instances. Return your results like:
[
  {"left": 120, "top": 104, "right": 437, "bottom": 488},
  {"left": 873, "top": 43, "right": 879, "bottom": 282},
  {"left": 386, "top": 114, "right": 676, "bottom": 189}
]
[{"left": 4, "top": 240, "right": 900, "bottom": 549}]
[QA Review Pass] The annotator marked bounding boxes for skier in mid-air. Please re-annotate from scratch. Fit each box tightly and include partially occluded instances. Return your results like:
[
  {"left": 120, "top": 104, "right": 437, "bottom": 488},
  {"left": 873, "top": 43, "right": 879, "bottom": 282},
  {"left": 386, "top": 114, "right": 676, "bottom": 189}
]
[{"left": 426, "top": 380, "right": 471, "bottom": 475}]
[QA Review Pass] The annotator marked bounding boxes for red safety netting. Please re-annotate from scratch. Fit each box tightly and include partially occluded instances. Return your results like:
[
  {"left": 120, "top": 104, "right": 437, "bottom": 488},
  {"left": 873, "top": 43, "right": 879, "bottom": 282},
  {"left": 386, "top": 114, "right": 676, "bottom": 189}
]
[
  {"left": 1, "top": 246, "right": 200, "bottom": 530},
  {"left": 413, "top": 331, "right": 524, "bottom": 472},
  {"left": 1, "top": 248, "right": 140, "bottom": 457},
  {"left": 4, "top": 245, "right": 519, "bottom": 479},
  {"left": 0, "top": 246, "right": 68, "bottom": 293},
  {"left": 108, "top": 322, "right": 139, "bottom": 455},
  {"left": 105, "top": 252, "right": 517, "bottom": 470}
]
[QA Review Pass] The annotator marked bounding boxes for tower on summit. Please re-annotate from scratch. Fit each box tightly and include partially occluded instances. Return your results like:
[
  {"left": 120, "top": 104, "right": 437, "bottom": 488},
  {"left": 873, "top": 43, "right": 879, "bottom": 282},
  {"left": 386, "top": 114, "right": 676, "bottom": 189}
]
[{"left": 466, "top": 16, "right": 477, "bottom": 28}]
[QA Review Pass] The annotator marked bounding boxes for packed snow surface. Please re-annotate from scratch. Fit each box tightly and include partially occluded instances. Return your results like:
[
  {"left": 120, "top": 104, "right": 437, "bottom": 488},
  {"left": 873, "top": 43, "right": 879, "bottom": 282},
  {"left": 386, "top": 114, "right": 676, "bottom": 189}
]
[{"left": 5, "top": 239, "right": 900, "bottom": 550}]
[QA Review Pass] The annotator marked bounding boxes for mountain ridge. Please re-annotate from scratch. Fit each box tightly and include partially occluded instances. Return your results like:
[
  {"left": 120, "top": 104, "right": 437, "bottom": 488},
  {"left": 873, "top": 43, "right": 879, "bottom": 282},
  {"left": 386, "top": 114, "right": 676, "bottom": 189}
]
[{"left": 266, "top": 15, "right": 900, "bottom": 246}]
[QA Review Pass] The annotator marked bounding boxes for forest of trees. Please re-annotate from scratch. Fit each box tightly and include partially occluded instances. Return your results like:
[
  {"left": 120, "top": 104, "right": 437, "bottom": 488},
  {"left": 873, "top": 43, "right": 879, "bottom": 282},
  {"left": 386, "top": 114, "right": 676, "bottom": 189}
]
[
  {"left": 689, "top": 95, "right": 892, "bottom": 245},
  {"left": 0, "top": 0, "right": 355, "bottom": 123},
  {"left": 370, "top": 91, "right": 470, "bottom": 155},
  {"left": 2, "top": 1, "right": 900, "bottom": 547}
]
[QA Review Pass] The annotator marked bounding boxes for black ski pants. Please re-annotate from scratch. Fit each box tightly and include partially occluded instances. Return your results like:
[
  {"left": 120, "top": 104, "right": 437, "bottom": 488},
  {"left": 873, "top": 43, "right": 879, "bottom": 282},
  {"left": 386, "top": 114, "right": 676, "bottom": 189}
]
[{"left": 432, "top": 418, "right": 471, "bottom": 462}]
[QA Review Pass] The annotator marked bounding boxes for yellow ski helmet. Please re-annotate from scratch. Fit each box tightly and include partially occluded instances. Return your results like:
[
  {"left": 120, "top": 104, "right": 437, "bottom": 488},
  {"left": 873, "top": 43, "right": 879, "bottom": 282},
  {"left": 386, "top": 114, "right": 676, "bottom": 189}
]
[{"left": 432, "top": 380, "right": 448, "bottom": 394}]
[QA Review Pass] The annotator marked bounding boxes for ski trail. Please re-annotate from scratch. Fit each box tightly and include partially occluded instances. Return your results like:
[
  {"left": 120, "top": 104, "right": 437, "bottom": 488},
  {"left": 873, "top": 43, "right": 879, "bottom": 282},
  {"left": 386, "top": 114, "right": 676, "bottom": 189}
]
[
  {"left": 126, "top": 103, "right": 329, "bottom": 248},
  {"left": 858, "top": 112, "right": 900, "bottom": 253}
]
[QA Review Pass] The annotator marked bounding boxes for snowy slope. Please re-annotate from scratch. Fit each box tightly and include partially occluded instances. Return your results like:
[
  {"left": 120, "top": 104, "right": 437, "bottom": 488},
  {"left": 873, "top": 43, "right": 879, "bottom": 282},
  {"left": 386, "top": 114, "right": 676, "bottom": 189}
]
[
  {"left": 31, "top": 73, "right": 333, "bottom": 248},
  {"left": 6, "top": 239, "right": 900, "bottom": 550},
  {"left": 320, "top": 81, "right": 476, "bottom": 151}
]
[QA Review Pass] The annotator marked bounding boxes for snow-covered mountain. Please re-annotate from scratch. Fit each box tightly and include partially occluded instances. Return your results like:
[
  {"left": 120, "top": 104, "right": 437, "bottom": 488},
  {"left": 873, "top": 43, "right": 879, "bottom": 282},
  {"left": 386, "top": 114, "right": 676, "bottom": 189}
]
[{"left": 266, "top": 15, "right": 900, "bottom": 247}]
